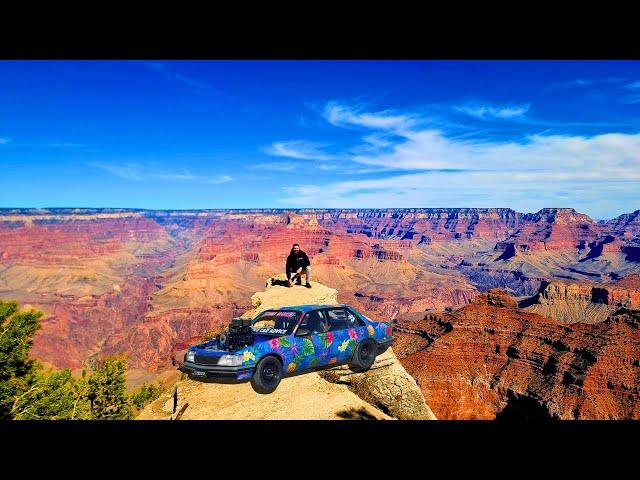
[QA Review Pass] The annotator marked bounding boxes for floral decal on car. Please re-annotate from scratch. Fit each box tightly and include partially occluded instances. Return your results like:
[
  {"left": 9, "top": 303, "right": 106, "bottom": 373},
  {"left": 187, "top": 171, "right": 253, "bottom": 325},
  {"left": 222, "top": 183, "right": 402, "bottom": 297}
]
[{"left": 186, "top": 305, "right": 394, "bottom": 383}]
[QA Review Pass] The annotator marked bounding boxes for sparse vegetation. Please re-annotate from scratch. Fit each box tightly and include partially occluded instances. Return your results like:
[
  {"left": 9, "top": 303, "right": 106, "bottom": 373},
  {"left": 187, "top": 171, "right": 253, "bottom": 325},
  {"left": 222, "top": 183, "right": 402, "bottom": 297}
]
[
  {"left": 130, "top": 382, "right": 163, "bottom": 411},
  {"left": 1, "top": 299, "right": 159, "bottom": 420}
]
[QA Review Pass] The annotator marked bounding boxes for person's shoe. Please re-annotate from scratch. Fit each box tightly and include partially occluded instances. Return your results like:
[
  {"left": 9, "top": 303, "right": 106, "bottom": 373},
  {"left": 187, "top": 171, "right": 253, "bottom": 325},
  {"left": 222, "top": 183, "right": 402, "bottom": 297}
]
[
  {"left": 305, "top": 282, "right": 312, "bottom": 288},
  {"left": 287, "top": 280, "right": 293, "bottom": 288},
  {"left": 295, "top": 279, "right": 302, "bottom": 285}
]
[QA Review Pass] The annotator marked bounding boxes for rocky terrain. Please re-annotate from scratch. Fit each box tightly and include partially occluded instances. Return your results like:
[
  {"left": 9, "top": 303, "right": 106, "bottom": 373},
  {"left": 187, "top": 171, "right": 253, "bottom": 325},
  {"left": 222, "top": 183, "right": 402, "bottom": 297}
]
[
  {"left": 0, "top": 207, "right": 638, "bottom": 369},
  {"left": 1, "top": 206, "right": 639, "bottom": 419},
  {"left": 394, "top": 288, "right": 640, "bottom": 419},
  {"left": 138, "top": 277, "right": 435, "bottom": 420}
]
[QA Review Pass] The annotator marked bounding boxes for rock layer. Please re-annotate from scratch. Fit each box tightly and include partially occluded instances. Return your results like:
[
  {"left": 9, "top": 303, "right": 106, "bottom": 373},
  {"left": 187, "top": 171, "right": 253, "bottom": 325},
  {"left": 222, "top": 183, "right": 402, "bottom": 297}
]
[
  {"left": 0, "top": 207, "right": 638, "bottom": 374},
  {"left": 395, "top": 289, "right": 640, "bottom": 419}
]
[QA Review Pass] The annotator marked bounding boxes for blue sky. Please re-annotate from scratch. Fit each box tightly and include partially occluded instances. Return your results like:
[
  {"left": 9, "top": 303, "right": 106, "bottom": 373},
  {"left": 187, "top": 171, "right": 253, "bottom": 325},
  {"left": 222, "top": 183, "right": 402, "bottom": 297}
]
[{"left": 0, "top": 60, "right": 639, "bottom": 219}]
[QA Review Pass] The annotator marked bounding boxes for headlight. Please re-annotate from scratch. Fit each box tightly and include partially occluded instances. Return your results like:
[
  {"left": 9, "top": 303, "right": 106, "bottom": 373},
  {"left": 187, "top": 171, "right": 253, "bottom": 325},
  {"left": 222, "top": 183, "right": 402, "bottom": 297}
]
[
  {"left": 218, "top": 355, "right": 243, "bottom": 366},
  {"left": 186, "top": 351, "right": 195, "bottom": 363}
]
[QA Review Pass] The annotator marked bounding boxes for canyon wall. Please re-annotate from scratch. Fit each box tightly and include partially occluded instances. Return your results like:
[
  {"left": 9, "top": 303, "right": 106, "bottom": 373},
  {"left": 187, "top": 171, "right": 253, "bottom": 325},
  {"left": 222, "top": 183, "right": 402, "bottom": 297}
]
[{"left": 0, "top": 207, "right": 638, "bottom": 375}]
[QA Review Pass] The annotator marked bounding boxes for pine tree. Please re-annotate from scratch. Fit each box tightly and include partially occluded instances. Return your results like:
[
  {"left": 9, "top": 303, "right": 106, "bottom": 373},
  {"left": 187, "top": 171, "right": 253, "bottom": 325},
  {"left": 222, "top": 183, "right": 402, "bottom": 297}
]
[
  {"left": 130, "top": 382, "right": 163, "bottom": 410},
  {"left": 0, "top": 301, "right": 43, "bottom": 420},
  {"left": 12, "top": 369, "right": 77, "bottom": 419},
  {"left": 87, "top": 357, "right": 133, "bottom": 420}
]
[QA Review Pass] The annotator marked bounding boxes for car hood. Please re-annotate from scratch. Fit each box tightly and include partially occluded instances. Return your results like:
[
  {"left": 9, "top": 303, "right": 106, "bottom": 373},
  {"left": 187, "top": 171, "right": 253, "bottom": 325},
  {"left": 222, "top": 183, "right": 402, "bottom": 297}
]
[{"left": 194, "top": 334, "right": 279, "bottom": 353}]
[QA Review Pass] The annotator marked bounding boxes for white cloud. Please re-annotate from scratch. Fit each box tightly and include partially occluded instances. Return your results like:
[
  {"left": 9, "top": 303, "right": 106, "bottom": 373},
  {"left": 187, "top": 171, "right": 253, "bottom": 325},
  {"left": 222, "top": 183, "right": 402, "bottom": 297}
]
[
  {"left": 251, "top": 162, "right": 299, "bottom": 172},
  {"left": 455, "top": 102, "right": 530, "bottom": 119},
  {"left": 0, "top": 138, "right": 9, "bottom": 144},
  {"left": 93, "top": 162, "right": 231, "bottom": 184},
  {"left": 145, "top": 62, "right": 219, "bottom": 94},
  {"left": 323, "top": 102, "right": 416, "bottom": 132},
  {"left": 205, "top": 175, "right": 232, "bottom": 184},
  {"left": 278, "top": 103, "right": 640, "bottom": 218},
  {"left": 556, "top": 77, "right": 627, "bottom": 88},
  {"left": 264, "top": 140, "right": 335, "bottom": 161},
  {"left": 625, "top": 81, "right": 640, "bottom": 90},
  {"left": 94, "top": 162, "right": 143, "bottom": 180}
]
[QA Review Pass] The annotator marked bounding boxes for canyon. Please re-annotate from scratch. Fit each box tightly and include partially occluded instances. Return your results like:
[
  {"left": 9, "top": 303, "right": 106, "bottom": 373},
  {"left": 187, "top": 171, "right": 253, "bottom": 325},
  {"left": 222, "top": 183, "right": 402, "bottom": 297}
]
[{"left": 1, "top": 207, "right": 639, "bottom": 418}]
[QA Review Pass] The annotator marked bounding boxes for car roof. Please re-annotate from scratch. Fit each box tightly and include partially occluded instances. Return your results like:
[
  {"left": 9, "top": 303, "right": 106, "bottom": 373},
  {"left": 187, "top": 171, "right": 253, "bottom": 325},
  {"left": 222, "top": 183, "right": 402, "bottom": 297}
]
[{"left": 266, "top": 304, "right": 351, "bottom": 313}]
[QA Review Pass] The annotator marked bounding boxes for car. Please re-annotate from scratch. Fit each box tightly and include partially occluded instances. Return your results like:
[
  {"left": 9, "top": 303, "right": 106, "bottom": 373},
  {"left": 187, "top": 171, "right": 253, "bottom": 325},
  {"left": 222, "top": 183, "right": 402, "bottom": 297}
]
[{"left": 180, "top": 304, "right": 394, "bottom": 394}]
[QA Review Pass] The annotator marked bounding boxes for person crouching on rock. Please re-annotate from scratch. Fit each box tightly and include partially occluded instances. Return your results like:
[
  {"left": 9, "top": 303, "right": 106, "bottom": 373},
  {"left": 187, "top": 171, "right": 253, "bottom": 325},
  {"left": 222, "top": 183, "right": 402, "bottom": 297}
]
[{"left": 286, "top": 243, "right": 312, "bottom": 288}]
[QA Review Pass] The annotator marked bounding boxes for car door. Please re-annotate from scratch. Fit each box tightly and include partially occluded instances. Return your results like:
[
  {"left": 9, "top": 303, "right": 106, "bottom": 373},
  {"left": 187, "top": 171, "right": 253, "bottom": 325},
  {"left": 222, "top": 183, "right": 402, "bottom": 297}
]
[
  {"left": 288, "top": 311, "right": 321, "bottom": 372},
  {"left": 323, "top": 307, "right": 368, "bottom": 363}
]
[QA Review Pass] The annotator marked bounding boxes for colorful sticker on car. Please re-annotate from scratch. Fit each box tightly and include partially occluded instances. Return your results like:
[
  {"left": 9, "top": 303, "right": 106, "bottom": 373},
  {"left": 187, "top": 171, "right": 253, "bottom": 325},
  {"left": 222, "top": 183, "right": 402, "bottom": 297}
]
[{"left": 205, "top": 308, "right": 392, "bottom": 381}]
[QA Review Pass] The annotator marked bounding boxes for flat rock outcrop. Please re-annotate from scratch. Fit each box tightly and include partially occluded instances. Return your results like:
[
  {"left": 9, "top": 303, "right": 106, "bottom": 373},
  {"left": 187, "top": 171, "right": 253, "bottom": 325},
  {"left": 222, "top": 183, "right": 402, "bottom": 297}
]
[
  {"left": 524, "top": 276, "right": 640, "bottom": 324},
  {"left": 139, "top": 276, "right": 435, "bottom": 420}
]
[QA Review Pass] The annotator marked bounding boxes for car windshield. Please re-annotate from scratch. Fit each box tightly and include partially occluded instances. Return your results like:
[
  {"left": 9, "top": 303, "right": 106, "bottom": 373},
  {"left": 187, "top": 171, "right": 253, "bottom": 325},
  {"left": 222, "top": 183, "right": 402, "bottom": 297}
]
[{"left": 251, "top": 310, "right": 300, "bottom": 336}]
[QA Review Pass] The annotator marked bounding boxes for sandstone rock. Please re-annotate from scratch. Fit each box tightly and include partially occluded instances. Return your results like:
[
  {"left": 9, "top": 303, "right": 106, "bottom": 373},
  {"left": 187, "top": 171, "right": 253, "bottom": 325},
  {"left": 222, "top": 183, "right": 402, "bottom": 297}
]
[
  {"left": 395, "top": 289, "right": 640, "bottom": 420},
  {"left": 138, "top": 276, "right": 435, "bottom": 420},
  {"left": 318, "top": 348, "right": 436, "bottom": 420},
  {"left": 524, "top": 277, "right": 640, "bottom": 324},
  {"left": 138, "top": 372, "right": 393, "bottom": 420},
  {"left": 2, "top": 207, "right": 638, "bottom": 378},
  {"left": 241, "top": 273, "right": 338, "bottom": 319}
]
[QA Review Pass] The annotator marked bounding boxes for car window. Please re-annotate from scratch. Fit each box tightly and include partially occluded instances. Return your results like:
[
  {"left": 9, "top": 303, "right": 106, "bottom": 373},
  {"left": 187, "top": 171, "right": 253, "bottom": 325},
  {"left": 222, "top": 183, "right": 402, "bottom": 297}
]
[
  {"left": 345, "top": 308, "right": 367, "bottom": 327},
  {"left": 324, "top": 308, "right": 363, "bottom": 331},
  {"left": 295, "top": 310, "right": 329, "bottom": 335},
  {"left": 252, "top": 310, "right": 300, "bottom": 336}
]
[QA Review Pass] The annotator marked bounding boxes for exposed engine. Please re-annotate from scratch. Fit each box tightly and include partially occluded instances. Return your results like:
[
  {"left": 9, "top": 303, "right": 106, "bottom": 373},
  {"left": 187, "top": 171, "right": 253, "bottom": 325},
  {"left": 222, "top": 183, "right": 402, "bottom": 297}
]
[{"left": 218, "top": 318, "right": 255, "bottom": 351}]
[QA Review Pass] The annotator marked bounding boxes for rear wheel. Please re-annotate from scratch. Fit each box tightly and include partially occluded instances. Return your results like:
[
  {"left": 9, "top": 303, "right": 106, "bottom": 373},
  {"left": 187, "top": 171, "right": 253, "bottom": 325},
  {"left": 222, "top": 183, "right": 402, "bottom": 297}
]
[
  {"left": 250, "top": 356, "right": 283, "bottom": 394},
  {"left": 349, "top": 339, "right": 376, "bottom": 372}
]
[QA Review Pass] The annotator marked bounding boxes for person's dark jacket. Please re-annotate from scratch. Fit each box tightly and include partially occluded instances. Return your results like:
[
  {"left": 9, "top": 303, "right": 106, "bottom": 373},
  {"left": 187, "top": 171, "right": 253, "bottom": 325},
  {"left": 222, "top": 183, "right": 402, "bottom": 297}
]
[{"left": 286, "top": 249, "right": 311, "bottom": 277}]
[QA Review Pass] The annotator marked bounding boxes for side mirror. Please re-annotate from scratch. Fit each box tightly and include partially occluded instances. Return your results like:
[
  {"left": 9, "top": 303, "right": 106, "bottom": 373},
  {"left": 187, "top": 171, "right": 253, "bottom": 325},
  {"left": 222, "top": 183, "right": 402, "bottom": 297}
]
[{"left": 296, "top": 328, "right": 311, "bottom": 336}]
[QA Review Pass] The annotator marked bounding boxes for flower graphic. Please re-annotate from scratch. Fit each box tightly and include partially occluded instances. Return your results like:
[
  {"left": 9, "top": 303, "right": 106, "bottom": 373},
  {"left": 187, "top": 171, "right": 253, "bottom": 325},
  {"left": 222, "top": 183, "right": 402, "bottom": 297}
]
[
  {"left": 338, "top": 339, "right": 350, "bottom": 352},
  {"left": 269, "top": 338, "right": 280, "bottom": 349},
  {"left": 243, "top": 350, "right": 256, "bottom": 363},
  {"left": 322, "top": 332, "right": 335, "bottom": 348},
  {"left": 367, "top": 325, "right": 375, "bottom": 337},
  {"left": 348, "top": 328, "right": 358, "bottom": 340},
  {"left": 287, "top": 362, "right": 297, "bottom": 372}
]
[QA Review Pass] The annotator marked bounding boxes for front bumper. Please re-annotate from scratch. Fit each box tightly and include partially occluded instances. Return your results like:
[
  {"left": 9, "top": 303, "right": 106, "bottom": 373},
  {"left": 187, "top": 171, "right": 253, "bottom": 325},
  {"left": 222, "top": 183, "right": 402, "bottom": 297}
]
[{"left": 180, "top": 361, "right": 254, "bottom": 381}]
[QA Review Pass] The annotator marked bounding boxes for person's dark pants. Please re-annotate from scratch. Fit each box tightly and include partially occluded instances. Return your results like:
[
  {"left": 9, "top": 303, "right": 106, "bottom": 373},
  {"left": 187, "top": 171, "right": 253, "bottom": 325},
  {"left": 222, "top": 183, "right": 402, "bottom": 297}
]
[{"left": 287, "top": 266, "right": 311, "bottom": 283}]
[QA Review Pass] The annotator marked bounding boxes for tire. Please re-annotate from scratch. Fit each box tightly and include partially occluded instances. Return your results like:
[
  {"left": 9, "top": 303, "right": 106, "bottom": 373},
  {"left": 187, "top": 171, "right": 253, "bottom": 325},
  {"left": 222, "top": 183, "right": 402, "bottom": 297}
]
[
  {"left": 250, "top": 356, "right": 283, "bottom": 394},
  {"left": 349, "top": 339, "right": 377, "bottom": 372}
]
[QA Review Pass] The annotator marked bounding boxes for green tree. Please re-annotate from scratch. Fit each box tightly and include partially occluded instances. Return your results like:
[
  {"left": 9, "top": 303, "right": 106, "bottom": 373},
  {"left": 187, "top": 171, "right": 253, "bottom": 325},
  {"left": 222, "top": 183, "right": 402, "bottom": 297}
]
[
  {"left": 0, "top": 301, "right": 43, "bottom": 420},
  {"left": 130, "top": 382, "right": 163, "bottom": 410},
  {"left": 12, "top": 369, "right": 76, "bottom": 419},
  {"left": 87, "top": 357, "right": 132, "bottom": 419}
]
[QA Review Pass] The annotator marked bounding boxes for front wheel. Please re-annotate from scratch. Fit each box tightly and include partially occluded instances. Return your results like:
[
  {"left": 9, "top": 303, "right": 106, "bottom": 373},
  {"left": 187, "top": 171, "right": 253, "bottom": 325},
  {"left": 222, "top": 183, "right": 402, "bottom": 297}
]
[
  {"left": 250, "top": 356, "right": 283, "bottom": 394},
  {"left": 349, "top": 339, "right": 377, "bottom": 372}
]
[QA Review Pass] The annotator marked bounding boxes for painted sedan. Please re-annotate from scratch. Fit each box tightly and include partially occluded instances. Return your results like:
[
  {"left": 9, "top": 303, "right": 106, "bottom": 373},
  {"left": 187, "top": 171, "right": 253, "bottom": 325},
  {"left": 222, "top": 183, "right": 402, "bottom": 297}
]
[{"left": 180, "top": 304, "right": 394, "bottom": 393}]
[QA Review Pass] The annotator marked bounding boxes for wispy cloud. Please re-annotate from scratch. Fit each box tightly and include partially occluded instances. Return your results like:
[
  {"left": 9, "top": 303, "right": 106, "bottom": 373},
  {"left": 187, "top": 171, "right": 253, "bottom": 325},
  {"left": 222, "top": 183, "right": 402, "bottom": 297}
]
[
  {"left": 278, "top": 102, "right": 640, "bottom": 218},
  {"left": 250, "top": 162, "right": 299, "bottom": 172},
  {"left": 455, "top": 102, "right": 530, "bottom": 120},
  {"left": 92, "top": 162, "right": 232, "bottom": 184},
  {"left": 0, "top": 138, "right": 9, "bottom": 145},
  {"left": 624, "top": 81, "right": 640, "bottom": 90},
  {"left": 323, "top": 102, "right": 416, "bottom": 132},
  {"left": 264, "top": 140, "right": 336, "bottom": 161},
  {"left": 555, "top": 77, "right": 627, "bottom": 89},
  {"left": 145, "top": 62, "right": 220, "bottom": 94},
  {"left": 45, "top": 142, "right": 87, "bottom": 148}
]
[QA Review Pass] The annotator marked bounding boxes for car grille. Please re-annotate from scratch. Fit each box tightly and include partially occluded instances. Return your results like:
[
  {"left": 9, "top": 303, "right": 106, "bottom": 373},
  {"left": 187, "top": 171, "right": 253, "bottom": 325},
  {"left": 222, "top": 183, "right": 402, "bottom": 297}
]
[{"left": 194, "top": 354, "right": 220, "bottom": 366}]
